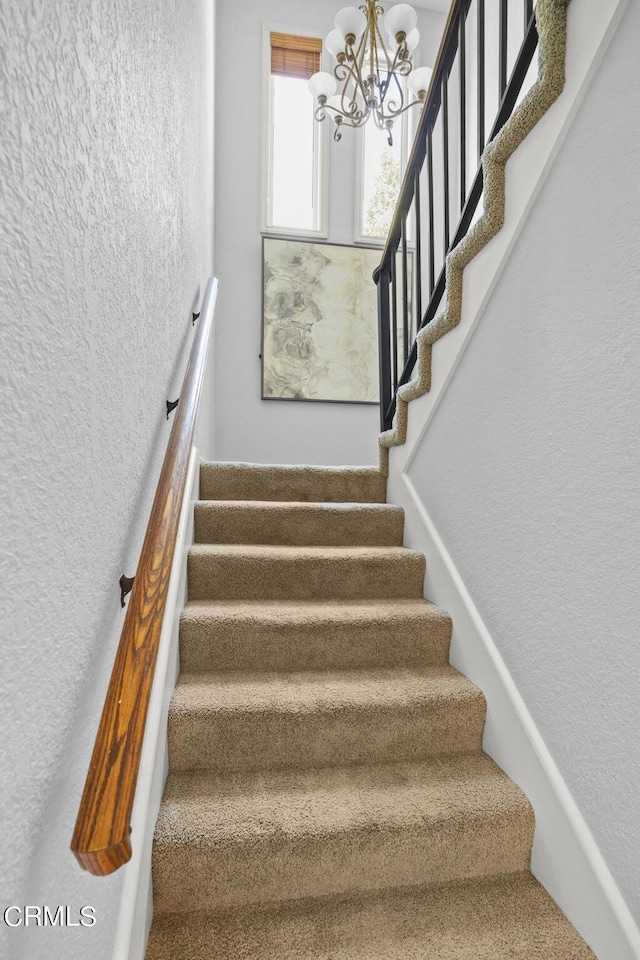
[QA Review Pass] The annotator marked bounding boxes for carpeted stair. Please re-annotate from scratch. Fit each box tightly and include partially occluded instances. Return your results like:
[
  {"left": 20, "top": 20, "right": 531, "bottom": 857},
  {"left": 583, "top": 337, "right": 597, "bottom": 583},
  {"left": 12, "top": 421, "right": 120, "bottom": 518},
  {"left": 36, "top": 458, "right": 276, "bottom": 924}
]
[{"left": 145, "top": 461, "right": 595, "bottom": 959}]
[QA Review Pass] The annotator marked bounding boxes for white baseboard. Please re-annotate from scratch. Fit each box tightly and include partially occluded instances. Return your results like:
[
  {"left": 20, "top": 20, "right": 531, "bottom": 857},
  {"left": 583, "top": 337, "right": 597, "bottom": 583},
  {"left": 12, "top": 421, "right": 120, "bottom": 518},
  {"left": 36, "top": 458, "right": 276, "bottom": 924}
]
[
  {"left": 391, "top": 471, "right": 640, "bottom": 960},
  {"left": 111, "top": 446, "right": 201, "bottom": 960}
]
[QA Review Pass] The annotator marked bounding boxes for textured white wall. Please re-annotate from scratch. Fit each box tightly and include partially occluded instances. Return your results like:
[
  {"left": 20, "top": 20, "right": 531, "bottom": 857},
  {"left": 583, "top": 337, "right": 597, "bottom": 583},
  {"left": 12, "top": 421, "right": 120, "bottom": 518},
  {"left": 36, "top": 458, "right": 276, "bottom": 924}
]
[
  {"left": 0, "top": 0, "right": 214, "bottom": 956},
  {"left": 407, "top": 0, "right": 640, "bottom": 927},
  {"left": 212, "top": 0, "right": 446, "bottom": 466}
]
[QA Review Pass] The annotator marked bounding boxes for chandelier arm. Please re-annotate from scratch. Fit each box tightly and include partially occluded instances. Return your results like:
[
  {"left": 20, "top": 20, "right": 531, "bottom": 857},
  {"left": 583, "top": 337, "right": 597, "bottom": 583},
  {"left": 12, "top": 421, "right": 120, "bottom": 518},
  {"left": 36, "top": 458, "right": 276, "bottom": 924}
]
[
  {"left": 382, "top": 68, "right": 406, "bottom": 116},
  {"left": 343, "top": 80, "right": 366, "bottom": 120},
  {"left": 334, "top": 60, "right": 365, "bottom": 118},
  {"left": 378, "top": 37, "right": 408, "bottom": 112},
  {"left": 322, "top": 99, "right": 368, "bottom": 123},
  {"left": 332, "top": 114, "right": 369, "bottom": 131},
  {"left": 369, "top": 3, "right": 380, "bottom": 81},
  {"left": 379, "top": 95, "right": 423, "bottom": 121},
  {"left": 334, "top": 60, "right": 352, "bottom": 84},
  {"left": 338, "top": 44, "right": 361, "bottom": 88},
  {"left": 395, "top": 58, "right": 413, "bottom": 79},
  {"left": 352, "top": 25, "right": 369, "bottom": 79},
  {"left": 386, "top": 43, "right": 403, "bottom": 81},
  {"left": 350, "top": 40, "right": 368, "bottom": 95},
  {"left": 374, "top": 15, "right": 394, "bottom": 73},
  {"left": 349, "top": 52, "right": 372, "bottom": 118},
  {"left": 338, "top": 31, "right": 369, "bottom": 120},
  {"left": 331, "top": 95, "right": 371, "bottom": 125},
  {"left": 357, "top": 99, "right": 372, "bottom": 126}
]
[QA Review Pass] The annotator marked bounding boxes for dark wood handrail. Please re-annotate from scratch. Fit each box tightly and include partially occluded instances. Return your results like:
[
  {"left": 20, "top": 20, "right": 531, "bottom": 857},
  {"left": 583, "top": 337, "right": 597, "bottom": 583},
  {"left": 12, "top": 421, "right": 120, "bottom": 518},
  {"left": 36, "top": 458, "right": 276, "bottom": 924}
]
[{"left": 71, "top": 277, "right": 218, "bottom": 876}]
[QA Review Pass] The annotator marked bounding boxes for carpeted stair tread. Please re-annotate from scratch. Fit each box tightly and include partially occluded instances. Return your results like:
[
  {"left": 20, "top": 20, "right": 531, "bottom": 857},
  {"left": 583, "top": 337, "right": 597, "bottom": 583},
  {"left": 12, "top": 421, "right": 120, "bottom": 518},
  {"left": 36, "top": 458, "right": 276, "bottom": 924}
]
[
  {"left": 155, "top": 753, "right": 524, "bottom": 841},
  {"left": 168, "top": 666, "right": 486, "bottom": 771},
  {"left": 151, "top": 754, "right": 535, "bottom": 913},
  {"left": 194, "top": 499, "right": 404, "bottom": 546},
  {"left": 179, "top": 598, "right": 452, "bottom": 672},
  {"left": 188, "top": 544, "right": 426, "bottom": 601},
  {"left": 200, "top": 461, "right": 387, "bottom": 503},
  {"left": 146, "top": 874, "right": 596, "bottom": 960},
  {"left": 151, "top": 439, "right": 593, "bottom": 950},
  {"left": 171, "top": 664, "right": 480, "bottom": 713}
]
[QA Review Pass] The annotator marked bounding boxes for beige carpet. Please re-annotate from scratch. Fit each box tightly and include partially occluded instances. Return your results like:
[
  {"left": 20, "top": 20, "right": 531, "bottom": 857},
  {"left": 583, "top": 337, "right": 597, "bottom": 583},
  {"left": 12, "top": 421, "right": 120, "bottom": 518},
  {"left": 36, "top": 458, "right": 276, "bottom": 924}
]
[{"left": 145, "top": 461, "right": 595, "bottom": 959}]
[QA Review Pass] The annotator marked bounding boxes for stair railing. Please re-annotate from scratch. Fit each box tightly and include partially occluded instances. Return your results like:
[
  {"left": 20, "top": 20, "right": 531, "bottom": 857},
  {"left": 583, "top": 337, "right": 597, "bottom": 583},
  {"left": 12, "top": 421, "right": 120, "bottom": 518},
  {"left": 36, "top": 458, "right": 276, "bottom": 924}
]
[
  {"left": 375, "top": 0, "right": 539, "bottom": 430},
  {"left": 71, "top": 276, "right": 218, "bottom": 876}
]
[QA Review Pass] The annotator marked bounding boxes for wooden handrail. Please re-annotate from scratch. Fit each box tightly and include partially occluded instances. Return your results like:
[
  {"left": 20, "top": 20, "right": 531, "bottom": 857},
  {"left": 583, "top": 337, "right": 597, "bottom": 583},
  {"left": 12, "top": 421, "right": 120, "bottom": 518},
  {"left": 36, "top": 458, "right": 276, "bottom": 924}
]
[{"left": 71, "top": 277, "right": 218, "bottom": 876}]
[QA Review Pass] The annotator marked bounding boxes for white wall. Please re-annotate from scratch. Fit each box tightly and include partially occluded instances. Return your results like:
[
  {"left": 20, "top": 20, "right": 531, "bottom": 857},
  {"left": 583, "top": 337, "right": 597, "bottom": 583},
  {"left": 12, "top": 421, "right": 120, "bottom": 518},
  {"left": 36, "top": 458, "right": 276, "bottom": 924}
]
[
  {"left": 407, "top": 0, "right": 640, "bottom": 929},
  {"left": 212, "top": 0, "right": 446, "bottom": 466},
  {"left": 0, "top": 0, "right": 215, "bottom": 956}
]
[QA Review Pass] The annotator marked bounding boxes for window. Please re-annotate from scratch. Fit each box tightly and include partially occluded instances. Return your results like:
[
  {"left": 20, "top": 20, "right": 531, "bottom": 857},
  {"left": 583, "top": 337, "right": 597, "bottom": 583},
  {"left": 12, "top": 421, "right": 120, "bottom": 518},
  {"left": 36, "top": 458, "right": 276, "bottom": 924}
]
[
  {"left": 359, "top": 119, "right": 404, "bottom": 241},
  {"left": 355, "top": 72, "right": 425, "bottom": 244},
  {"left": 262, "top": 29, "right": 328, "bottom": 237}
]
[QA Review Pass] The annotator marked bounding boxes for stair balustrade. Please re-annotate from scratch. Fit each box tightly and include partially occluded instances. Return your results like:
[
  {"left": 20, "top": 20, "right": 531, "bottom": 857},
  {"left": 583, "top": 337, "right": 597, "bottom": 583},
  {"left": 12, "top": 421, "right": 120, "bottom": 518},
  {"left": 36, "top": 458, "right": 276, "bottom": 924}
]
[{"left": 376, "top": 0, "right": 540, "bottom": 430}]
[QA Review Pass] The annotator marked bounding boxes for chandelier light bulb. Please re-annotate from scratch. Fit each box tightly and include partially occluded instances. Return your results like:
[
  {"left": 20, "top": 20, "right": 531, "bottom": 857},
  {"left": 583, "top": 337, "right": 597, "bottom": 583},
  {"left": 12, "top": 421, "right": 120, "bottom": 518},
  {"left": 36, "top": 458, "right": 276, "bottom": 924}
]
[
  {"left": 334, "top": 6, "right": 366, "bottom": 42},
  {"left": 404, "top": 27, "right": 421, "bottom": 52},
  {"left": 383, "top": 3, "right": 418, "bottom": 41},
  {"left": 309, "top": 71, "right": 338, "bottom": 101},
  {"left": 389, "top": 25, "right": 420, "bottom": 50},
  {"left": 407, "top": 65, "right": 433, "bottom": 98},
  {"left": 325, "top": 29, "right": 345, "bottom": 60}
]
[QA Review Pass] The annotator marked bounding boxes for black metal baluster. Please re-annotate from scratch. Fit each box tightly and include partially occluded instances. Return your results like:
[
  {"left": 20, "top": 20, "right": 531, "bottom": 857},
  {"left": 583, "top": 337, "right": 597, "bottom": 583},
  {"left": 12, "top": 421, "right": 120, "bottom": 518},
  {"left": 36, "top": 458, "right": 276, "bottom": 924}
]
[
  {"left": 414, "top": 166, "right": 422, "bottom": 339},
  {"left": 390, "top": 253, "right": 399, "bottom": 392},
  {"left": 459, "top": 11, "right": 466, "bottom": 212},
  {"left": 525, "top": 0, "right": 533, "bottom": 29},
  {"left": 427, "top": 130, "right": 435, "bottom": 294},
  {"left": 499, "top": 0, "right": 508, "bottom": 98},
  {"left": 478, "top": 0, "right": 485, "bottom": 162},
  {"left": 442, "top": 75, "right": 450, "bottom": 253},
  {"left": 401, "top": 217, "right": 409, "bottom": 363},
  {"left": 375, "top": 267, "right": 393, "bottom": 432},
  {"left": 375, "top": 0, "right": 542, "bottom": 427}
]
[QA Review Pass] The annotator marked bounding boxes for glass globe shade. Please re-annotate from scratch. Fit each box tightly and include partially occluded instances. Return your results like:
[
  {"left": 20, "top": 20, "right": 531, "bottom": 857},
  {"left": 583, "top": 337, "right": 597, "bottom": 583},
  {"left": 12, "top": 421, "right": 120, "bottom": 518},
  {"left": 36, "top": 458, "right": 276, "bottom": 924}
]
[
  {"left": 383, "top": 3, "right": 418, "bottom": 40},
  {"left": 334, "top": 6, "right": 365, "bottom": 41},
  {"left": 309, "top": 71, "right": 338, "bottom": 100},
  {"left": 407, "top": 65, "right": 433, "bottom": 97},
  {"left": 405, "top": 27, "right": 420, "bottom": 51},
  {"left": 325, "top": 29, "right": 345, "bottom": 59},
  {"left": 390, "top": 25, "right": 420, "bottom": 50}
]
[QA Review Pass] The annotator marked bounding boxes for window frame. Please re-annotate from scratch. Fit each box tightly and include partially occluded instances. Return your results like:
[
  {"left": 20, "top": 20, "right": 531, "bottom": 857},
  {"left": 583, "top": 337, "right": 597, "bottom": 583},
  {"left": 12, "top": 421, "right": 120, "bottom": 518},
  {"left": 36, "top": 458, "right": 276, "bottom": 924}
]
[
  {"left": 353, "top": 56, "right": 424, "bottom": 248},
  {"left": 260, "top": 23, "right": 330, "bottom": 240}
]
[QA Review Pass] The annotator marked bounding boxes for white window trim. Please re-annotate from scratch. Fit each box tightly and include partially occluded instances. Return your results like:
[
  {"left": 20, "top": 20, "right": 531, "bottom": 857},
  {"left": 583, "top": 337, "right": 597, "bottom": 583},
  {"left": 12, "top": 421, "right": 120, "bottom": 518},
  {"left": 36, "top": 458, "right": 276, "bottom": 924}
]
[
  {"left": 260, "top": 22, "right": 330, "bottom": 240},
  {"left": 353, "top": 55, "right": 423, "bottom": 248}
]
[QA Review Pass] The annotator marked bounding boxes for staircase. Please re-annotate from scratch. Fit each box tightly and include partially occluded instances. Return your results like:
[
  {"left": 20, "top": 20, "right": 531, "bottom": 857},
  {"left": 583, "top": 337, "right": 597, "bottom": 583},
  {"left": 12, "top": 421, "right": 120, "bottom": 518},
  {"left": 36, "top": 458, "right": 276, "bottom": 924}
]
[{"left": 145, "top": 461, "right": 595, "bottom": 959}]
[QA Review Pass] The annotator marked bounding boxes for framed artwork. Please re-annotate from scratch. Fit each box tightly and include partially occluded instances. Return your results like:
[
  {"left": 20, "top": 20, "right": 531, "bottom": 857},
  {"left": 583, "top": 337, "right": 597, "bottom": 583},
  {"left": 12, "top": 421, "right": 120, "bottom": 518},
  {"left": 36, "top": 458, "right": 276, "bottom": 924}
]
[{"left": 262, "top": 237, "right": 401, "bottom": 404}]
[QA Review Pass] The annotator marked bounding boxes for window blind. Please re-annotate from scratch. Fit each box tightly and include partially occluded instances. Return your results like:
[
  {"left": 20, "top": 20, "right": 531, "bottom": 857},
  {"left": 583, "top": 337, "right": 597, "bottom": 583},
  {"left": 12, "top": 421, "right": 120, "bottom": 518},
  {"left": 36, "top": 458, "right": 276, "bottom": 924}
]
[{"left": 270, "top": 32, "right": 322, "bottom": 81}]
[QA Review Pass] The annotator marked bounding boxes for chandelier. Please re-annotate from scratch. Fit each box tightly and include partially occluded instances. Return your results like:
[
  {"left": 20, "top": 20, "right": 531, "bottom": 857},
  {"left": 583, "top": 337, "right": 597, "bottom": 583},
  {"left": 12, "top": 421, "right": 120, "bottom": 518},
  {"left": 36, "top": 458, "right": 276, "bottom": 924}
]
[{"left": 309, "top": 2, "right": 432, "bottom": 146}]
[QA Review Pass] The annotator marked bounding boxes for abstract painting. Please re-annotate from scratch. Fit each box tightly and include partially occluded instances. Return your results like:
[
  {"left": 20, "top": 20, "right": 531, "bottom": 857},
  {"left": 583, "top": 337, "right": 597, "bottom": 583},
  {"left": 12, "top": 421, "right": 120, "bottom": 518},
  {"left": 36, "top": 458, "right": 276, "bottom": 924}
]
[{"left": 262, "top": 238, "right": 385, "bottom": 403}]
